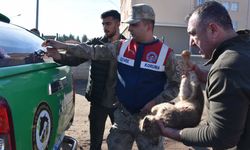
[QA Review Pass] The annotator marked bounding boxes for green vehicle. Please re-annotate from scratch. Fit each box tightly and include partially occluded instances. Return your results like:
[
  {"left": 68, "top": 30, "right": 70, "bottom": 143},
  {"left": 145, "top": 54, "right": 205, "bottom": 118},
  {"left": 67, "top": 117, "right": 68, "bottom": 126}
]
[{"left": 0, "top": 16, "right": 77, "bottom": 149}]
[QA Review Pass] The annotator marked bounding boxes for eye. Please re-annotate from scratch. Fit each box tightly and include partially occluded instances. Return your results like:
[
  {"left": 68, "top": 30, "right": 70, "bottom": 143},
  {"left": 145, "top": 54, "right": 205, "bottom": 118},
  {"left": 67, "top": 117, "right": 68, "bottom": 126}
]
[
  {"left": 189, "top": 31, "right": 196, "bottom": 36},
  {"left": 188, "top": 27, "right": 197, "bottom": 36}
]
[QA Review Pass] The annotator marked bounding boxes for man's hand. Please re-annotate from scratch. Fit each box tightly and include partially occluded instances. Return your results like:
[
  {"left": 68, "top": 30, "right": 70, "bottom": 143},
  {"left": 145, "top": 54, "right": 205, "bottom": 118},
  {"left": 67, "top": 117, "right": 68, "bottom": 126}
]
[
  {"left": 42, "top": 39, "right": 67, "bottom": 49},
  {"left": 46, "top": 47, "right": 62, "bottom": 60},
  {"left": 42, "top": 39, "right": 69, "bottom": 60},
  {"left": 157, "top": 120, "right": 181, "bottom": 141},
  {"left": 140, "top": 100, "right": 156, "bottom": 114}
]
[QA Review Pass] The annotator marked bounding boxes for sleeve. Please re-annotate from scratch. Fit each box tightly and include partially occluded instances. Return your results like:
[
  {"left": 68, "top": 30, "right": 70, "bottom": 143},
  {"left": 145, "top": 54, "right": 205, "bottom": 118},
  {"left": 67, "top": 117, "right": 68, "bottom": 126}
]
[
  {"left": 180, "top": 69, "right": 247, "bottom": 149},
  {"left": 53, "top": 37, "right": 103, "bottom": 66},
  {"left": 153, "top": 49, "right": 181, "bottom": 104},
  {"left": 54, "top": 52, "right": 88, "bottom": 66},
  {"left": 85, "top": 37, "right": 103, "bottom": 45},
  {"left": 65, "top": 42, "right": 119, "bottom": 60}
]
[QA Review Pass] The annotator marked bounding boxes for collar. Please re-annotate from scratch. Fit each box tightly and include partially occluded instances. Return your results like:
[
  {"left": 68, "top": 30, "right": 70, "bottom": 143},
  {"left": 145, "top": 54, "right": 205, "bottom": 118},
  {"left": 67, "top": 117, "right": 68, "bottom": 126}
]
[
  {"left": 102, "top": 34, "right": 126, "bottom": 42},
  {"left": 204, "top": 31, "right": 250, "bottom": 66},
  {"left": 136, "top": 37, "right": 159, "bottom": 45}
]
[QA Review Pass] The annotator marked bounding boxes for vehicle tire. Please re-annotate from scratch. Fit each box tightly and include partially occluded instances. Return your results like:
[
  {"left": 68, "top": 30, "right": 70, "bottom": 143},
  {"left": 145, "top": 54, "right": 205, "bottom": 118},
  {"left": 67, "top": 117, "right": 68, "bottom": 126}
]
[{"left": 32, "top": 103, "right": 53, "bottom": 150}]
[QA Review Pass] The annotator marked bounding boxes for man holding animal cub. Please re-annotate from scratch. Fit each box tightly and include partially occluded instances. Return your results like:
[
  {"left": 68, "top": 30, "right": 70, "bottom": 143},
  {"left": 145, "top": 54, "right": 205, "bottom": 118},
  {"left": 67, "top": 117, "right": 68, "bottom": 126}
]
[{"left": 158, "top": 1, "right": 250, "bottom": 149}]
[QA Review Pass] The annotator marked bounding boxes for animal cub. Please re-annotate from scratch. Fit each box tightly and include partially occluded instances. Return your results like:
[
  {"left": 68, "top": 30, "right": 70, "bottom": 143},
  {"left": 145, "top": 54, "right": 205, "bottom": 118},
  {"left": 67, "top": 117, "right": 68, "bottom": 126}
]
[{"left": 140, "top": 71, "right": 204, "bottom": 137}]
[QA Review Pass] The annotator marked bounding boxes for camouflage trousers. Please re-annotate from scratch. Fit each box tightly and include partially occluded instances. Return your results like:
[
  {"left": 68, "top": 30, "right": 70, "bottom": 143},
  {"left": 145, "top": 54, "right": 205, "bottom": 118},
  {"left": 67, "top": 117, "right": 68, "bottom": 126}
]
[{"left": 107, "top": 104, "right": 165, "bottom": 150}]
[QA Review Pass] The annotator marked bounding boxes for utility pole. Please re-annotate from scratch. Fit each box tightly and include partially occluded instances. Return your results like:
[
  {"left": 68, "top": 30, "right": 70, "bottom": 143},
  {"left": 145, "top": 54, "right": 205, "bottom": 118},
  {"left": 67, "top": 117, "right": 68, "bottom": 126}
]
[{"left": 36, "top": 0, "right": 39, "bottom": 29}]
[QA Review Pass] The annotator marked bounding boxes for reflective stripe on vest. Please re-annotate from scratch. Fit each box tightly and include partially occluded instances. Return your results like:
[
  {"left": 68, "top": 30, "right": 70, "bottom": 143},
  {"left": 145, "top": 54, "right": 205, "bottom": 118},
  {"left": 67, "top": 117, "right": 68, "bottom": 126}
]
[
  {"left": 117, "top": 39, "right": 169, "bottom": 72},
  {"left": 117, "top": 38, "right": 134, "bottom": 66}
]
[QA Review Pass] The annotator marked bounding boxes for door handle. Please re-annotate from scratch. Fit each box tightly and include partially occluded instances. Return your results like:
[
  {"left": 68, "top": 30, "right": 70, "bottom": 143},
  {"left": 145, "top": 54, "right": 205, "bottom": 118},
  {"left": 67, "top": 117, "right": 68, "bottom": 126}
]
[{"left": 48, "top": 76, "right": 66, "bottom": 95}]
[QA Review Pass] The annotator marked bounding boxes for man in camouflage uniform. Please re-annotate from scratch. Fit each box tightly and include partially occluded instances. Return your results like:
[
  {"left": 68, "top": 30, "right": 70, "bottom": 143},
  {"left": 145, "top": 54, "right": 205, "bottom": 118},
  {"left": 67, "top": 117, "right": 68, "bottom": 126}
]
[{"left": 43, "top": 4, "right": 181, "bottom": 150}]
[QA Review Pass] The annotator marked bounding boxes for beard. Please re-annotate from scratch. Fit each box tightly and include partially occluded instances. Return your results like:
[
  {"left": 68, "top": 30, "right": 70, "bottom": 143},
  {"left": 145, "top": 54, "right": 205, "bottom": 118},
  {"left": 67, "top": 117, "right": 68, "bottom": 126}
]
[{"left": 105, "top": 30, "right": 116, "bottom": 38}]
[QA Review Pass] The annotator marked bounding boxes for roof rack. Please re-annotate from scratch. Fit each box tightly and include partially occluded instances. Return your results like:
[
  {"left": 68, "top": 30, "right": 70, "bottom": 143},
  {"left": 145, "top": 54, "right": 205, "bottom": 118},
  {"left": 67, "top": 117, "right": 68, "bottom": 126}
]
[{"left": 0, "top": 13, "right": 10, "bottom": 23}]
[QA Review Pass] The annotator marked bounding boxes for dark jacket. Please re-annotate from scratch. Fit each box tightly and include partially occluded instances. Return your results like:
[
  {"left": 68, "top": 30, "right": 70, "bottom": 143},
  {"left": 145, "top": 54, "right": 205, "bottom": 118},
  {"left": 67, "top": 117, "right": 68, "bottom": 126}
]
[
  {"left": 180, "top": 30, "right": 250, "bottom": 150},
  {"left": 85, "top": 35, "right": 125, "bottom": 107}
]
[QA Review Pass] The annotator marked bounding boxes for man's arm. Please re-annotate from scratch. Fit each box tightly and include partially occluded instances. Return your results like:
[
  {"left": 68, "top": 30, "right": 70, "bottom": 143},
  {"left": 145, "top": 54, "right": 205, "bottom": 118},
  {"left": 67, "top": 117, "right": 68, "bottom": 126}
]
[
  {"left": 54, "top": 53, "right": 88, "bottom": 66},
  {"left": 65, "top": 43, "right": 117, "bottom": 60},
  {"left": 44, "top": 41, "right": 88, "bottom": 66},
  {"left": 43, "top": 39, "right": 119, "bottom": 60},
  {"left": 54, "top": 37, "right": 104, "bottom": 66}
]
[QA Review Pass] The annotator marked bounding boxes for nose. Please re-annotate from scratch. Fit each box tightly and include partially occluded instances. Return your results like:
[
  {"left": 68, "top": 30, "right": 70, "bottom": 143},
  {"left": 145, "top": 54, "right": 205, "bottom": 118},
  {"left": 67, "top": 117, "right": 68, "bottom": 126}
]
[
  {"left": 103, "top": 24, "right": 107, "bottom": 29},
  {"left": 102, "top": 22, "right": 108, "bottom": 29},
  {"left": 189, "top": 37, "right": 196, "bottom": 47},
  {"left": 128, "top": 25, "right": 132, "bottom": 32}
]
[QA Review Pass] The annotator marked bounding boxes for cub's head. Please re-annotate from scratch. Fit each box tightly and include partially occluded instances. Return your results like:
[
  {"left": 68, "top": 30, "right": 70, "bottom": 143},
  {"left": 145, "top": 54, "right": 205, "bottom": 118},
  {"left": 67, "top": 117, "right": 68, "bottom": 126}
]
[{"left": 140, "top": 115, "right": 161, "bottom": 138}]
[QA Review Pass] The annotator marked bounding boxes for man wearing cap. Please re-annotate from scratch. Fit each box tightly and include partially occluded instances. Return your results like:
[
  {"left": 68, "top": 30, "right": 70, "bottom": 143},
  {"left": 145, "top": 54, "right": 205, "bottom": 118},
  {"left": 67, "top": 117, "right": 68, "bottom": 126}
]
[{"left": 43, "top": 3, "right": 181, "bottom": 150}]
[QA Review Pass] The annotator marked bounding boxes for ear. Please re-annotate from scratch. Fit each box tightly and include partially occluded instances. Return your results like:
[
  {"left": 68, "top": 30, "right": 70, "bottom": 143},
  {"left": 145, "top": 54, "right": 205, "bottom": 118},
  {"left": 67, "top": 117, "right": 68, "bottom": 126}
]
[{"left": 207, "top": 23, "right": 220, "bottom": 39}]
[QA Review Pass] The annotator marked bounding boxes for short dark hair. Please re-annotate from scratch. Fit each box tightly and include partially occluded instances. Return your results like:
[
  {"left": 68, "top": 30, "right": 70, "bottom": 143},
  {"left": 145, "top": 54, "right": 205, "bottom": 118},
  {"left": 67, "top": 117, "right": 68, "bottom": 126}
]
[
  {"left": 101, "top": 10, "right": 120, "bottom": 21},
  {"left": 186, "top": 1, "right": 233, "bottom": 30}
]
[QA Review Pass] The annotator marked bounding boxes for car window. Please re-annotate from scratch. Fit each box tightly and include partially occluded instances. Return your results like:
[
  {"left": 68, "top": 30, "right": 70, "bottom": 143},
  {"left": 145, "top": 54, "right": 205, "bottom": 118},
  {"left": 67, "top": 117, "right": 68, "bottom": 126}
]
[{"left": 0, "top": 22, "right": 46, "bottom": 67}]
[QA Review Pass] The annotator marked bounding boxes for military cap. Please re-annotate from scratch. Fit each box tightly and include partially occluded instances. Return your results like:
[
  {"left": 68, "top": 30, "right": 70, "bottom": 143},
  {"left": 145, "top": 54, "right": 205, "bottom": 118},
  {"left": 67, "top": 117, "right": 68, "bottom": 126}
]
[{"left": 123, "top": 3, "right": 155, "bottom": 24}]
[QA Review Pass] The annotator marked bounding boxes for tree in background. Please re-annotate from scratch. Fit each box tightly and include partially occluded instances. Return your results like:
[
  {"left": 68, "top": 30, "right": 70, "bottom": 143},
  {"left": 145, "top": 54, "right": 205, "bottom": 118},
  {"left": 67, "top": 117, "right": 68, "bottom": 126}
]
[
  {"left": 81, "top": 34, "right": 88, "bottom": 42},
  {"left": 56, "top": 33, "right": 88, "bottom": 43}
]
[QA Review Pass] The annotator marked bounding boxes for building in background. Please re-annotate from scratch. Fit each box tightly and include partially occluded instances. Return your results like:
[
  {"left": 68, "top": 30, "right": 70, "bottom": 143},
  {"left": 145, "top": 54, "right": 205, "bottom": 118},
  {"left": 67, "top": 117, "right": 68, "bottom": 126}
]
[{"left": 120, "top": 0, "right": 250, "bottom": 54}]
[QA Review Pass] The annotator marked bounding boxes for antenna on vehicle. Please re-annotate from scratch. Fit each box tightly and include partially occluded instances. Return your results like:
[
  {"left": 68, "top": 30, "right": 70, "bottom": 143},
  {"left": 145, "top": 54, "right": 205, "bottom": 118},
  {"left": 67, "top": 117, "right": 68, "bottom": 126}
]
[{"left": 0, "top": 13, "right": 10, "bottom": 23}]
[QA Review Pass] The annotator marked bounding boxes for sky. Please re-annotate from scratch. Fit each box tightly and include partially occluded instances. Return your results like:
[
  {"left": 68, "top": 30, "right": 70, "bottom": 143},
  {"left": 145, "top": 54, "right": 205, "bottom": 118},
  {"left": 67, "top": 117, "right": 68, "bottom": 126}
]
[{"left": 1, "top": 0, "right": 120, "bottom": 39}]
